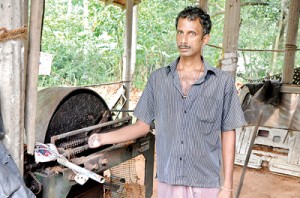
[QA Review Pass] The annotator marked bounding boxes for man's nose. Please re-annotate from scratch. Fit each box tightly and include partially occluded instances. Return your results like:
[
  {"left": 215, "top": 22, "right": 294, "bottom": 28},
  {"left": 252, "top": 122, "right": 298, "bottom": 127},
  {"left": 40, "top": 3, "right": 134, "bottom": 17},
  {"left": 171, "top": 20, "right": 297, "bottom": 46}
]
[{"left": 180, "top": 34, "right": 188, "bottom": 44}]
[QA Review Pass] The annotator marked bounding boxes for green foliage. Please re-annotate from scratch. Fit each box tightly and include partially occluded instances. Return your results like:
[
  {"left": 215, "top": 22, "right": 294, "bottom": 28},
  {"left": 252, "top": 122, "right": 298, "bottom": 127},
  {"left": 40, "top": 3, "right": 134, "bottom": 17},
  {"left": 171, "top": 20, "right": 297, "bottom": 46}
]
[
  {"left": 134, "top": 0, "right": 200, "bottom": 88},
  {"left": 40, "top": 0, "right": 125, "bottom": 87},
  {"left": 39, "top": 0, "right": 299, "bottom": 89}
]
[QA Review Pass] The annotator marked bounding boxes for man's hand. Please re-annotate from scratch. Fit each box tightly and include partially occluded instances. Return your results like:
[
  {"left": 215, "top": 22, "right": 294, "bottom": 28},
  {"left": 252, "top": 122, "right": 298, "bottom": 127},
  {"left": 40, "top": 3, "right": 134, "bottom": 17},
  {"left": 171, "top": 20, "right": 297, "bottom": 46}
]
[{"left": 88, "top": 134, "right": 102, "bottom": 148}]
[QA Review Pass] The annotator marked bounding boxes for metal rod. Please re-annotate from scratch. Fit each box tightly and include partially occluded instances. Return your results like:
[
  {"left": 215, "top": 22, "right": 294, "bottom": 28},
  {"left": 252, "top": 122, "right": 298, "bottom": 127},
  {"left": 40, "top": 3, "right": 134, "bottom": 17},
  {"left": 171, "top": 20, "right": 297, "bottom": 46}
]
[
  {"left": 57, "top": 157, "right": 105, "bottom": 183},
  {"left": 235, "top": 106, "right": 265, "bottom": 198},
  {"left": 84, "top": 80, "right": 131, "bottom": 88},
  {"left": 111, "top": 109, "right": 134, "bottom": 113},
  {"left": 51, "top": 116, "right": 131, "bottom": 144}
]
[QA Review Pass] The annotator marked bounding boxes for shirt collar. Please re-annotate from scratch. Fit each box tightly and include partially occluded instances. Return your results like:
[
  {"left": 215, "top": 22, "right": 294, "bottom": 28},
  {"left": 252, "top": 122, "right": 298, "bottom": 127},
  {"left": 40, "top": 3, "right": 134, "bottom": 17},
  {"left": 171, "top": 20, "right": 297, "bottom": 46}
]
[{"left": 166, "top": 56, "right": 217, "bottom": 76}]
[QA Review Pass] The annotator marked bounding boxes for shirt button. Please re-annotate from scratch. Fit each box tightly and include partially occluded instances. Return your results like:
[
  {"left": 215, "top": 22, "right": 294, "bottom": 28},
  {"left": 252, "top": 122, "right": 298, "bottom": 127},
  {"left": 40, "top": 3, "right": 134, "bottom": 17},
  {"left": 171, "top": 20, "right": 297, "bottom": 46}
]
[
  {"left": 181, "top": 141, "right": 184, "bottom": 144},
  {"left": 179, "top": 157, "right": 182, "bottom": 161},
  {"left": 184, "top": 110, "right": 187, "bottom": 113}
]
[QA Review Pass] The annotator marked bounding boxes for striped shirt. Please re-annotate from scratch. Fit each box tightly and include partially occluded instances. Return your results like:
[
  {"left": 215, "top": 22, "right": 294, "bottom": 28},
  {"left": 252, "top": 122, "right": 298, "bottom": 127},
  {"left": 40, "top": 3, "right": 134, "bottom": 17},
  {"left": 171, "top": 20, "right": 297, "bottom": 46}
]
[{"left": 133, "top": 57, "right": 246, "bottom": 188}]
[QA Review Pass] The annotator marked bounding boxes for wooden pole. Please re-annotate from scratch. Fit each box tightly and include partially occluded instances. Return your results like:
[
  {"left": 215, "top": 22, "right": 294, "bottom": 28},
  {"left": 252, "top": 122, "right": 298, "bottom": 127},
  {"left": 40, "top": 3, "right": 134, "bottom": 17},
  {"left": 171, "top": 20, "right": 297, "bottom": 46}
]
[
  {"left": 130, "top": 5, "right": 138, "bottom": 80},
  {"left": 282, "top": 0, "right": 300, "bottom": 84},
  {"left": 122, "top": 0, "right": 133, "bottom": 112},
  {"left": 0, "top": 0, "right": 26, "bottom": 171},
  {"left": 199, "top": 0, "right": 208, "bottom": 13},
  {"left": 221, "top": 0, "right": 241, "bottom": 80},
  {"left": 25, "top": 0, "right": 45, "bottom": 154},
  {"left": 220, "top": 0, "right": 241, "bottom": 195}
]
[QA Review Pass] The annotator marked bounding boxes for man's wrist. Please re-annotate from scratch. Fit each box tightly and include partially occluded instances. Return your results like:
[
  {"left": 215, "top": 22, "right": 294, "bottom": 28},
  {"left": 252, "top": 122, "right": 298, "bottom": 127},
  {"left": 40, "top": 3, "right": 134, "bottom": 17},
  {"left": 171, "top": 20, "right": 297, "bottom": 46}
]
[{"left": 221, "top": 186, "right": 234, "bottom": 192}]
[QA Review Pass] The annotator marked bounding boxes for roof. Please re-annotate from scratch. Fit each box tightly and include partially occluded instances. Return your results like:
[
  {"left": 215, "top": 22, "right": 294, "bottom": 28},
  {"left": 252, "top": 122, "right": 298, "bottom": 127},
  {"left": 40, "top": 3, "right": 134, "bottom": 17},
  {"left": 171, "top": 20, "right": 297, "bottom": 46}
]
[{"left": 100, "top": 0, "right": 141, "bottom": 8}]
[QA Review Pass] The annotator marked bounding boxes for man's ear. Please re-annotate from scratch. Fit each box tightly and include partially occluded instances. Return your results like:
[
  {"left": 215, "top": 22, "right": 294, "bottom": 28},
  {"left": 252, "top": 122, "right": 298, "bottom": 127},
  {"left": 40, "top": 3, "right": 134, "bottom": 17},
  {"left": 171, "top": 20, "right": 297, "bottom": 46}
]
[{"left": 202, "top": 34, "right": 210, "bottom": 45}]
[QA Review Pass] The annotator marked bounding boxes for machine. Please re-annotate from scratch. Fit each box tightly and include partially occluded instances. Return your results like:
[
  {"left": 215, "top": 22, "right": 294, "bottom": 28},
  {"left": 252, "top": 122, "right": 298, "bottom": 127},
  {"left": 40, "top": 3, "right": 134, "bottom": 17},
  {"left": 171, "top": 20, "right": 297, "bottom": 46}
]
[
  {"left": 23, "top": 87, "right": 155, "bottom": 198},
  {"left": 235, "top": 68, "right": 300, "bottom": 177}
]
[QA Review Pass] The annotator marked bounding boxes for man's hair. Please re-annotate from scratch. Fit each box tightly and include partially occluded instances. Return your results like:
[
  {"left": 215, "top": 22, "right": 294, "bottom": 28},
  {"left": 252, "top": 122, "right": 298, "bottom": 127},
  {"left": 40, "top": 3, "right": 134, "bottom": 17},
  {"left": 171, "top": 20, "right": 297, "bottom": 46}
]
[{"left": 175, "top": 6, "right": 212, "bottom": 35}]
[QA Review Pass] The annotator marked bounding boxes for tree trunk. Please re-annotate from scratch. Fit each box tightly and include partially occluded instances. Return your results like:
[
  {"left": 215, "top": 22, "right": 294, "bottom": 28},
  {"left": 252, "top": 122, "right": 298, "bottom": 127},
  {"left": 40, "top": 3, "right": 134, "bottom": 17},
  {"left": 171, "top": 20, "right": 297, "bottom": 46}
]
[
  {"left": 221, "top": 0, "right": 241, "bottom": 80},
  {"left": 282, "top": 0, "right": 300, "bottom": 83},
  {"left": 270, "top": 0, "right": 288, "bottom": 75}
]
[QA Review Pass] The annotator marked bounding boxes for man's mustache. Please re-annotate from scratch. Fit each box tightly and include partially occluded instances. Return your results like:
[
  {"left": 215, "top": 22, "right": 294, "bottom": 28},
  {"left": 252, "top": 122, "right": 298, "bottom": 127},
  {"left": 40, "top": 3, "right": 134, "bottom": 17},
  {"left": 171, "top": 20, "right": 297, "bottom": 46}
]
[{"left": 178, "top": 45, "right": 191, "bottom": 49}]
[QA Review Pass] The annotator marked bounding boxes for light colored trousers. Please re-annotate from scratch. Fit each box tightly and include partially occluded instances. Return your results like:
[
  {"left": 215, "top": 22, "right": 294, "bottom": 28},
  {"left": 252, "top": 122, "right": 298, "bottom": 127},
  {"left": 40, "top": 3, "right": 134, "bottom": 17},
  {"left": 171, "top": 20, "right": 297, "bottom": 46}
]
[{"left": 157, "top": 181, "right": 220, "bottom": 198}]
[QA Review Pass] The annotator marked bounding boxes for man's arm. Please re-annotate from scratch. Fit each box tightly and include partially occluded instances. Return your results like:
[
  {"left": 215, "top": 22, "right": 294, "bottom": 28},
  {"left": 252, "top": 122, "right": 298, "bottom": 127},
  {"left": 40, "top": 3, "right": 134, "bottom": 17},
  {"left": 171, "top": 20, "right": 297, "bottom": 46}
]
[
  {"left": 219, "top": 130, "right": 236, "bottom": 197},
  {"left": 88, "top": 120, "right": 150, "bottom": 148}
]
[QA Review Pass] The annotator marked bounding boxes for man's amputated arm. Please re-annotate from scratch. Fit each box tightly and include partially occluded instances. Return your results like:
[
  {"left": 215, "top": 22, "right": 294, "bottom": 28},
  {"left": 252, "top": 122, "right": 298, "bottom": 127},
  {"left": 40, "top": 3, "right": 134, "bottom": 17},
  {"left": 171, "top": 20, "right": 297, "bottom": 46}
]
[
  {"left": 221, "top": 130, "right": 236, "bottom": 191},
  {"left": 88, "top": 120, "right": 150, "bottom": 148}
]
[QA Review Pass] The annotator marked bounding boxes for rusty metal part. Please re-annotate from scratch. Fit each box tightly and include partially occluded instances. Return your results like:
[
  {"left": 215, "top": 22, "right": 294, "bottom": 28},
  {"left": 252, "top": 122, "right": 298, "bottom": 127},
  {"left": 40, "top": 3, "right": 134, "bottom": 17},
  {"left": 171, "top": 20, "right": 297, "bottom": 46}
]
[
  {"left": 59, "top": 137, "right": 89, "bottom": 149},
  {"left": 69, "top": 133, "right": 154, "bottom": 173},
  {"left": 50, "top": 116, "right": 132, "bottom": 144},
  {"left": 91, "top": 110, "right": 111, "bottom": 134},
  {"left": 62, "top": 144, "right": 90, "bottom": 159},
  {"left": 27, "top": 171, "right": 43, "bottom": 195}
]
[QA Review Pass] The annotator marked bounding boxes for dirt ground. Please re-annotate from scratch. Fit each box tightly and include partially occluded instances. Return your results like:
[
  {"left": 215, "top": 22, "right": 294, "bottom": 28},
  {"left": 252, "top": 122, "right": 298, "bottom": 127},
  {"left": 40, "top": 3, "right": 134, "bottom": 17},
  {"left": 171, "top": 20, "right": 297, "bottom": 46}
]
[
  {"left": 94, "top": 84, "right": 300, "bottom": 198},
  {"left": 134, "top": 155, "right": 300, "bottom": 198}
]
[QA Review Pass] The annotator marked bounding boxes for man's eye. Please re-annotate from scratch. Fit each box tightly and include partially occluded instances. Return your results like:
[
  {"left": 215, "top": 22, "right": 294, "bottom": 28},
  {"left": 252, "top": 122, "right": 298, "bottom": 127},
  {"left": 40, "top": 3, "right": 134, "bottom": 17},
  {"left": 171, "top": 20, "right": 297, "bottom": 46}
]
[{"left": 190, "top": 32, "right": 196, "bottom": 36}]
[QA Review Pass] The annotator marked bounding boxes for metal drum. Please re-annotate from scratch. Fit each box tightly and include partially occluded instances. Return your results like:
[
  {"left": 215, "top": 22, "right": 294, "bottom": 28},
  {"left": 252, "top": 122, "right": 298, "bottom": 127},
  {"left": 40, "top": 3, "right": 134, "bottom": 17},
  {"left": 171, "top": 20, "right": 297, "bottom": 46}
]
[{"left": 35, "top": 87, "right": 111, "bottom": 143}]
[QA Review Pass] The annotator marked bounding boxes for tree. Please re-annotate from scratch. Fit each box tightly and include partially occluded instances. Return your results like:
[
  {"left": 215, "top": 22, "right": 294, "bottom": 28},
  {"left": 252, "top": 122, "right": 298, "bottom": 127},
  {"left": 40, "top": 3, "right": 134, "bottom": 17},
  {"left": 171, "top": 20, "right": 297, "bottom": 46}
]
[{"left": 39, "top": 0, "right": 299, "bottom": 88}]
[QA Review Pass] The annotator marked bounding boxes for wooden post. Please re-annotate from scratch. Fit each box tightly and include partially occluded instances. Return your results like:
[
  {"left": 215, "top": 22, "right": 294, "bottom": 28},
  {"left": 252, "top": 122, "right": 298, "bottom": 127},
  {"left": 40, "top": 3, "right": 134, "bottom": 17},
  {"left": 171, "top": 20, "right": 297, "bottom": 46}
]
[
  {"left": 130, "top": 5, "right": 138, "bottom": 80},
  {"left": 199, "top": 0, "right": 208, "bottom": 13},
  {"left": 282, "top": 0, "right": 300, "bottom": 84},
  {"left": 25, "top": 0, "right": 45, "bottom": 154},
  {"left": 221, "top": 0, "right": 241, "bottom": 196},
  {"left": 0, "top": 0, "right": 26, "bottom": 171},
  {"left": 221, "top": 0, "right": 241, "bottom": 80},
  {"left": 122, "top": 0, "right": 134, "bottom": 112}
]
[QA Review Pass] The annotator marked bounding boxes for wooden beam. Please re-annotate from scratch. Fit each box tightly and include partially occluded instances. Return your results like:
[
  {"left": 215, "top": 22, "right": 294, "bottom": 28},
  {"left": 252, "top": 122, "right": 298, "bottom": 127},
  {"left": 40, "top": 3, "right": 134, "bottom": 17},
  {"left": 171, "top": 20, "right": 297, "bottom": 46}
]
[
  {"left": 99, "top": 0, "right": 141, "bottom": 8},
  {"left": 282, "top": 0, "right": 300, "bottom": 84},
  {"left": 281, "top": 85, "right": 300, "bottom": 94},
  {"left": 130, "top": 5, "right": 138, "bottom": 80},
  {"left": 25, "top": 0, "right": 45, "bottom": 154},
  {"left": 199, "top": 0, "right": 208, "bottom": 13},
  {"left": 221, "top": 0, "right": 241, "bottom": 80},
  {"left": 122, "top": 0, "right": 133, "bottom": 111}
]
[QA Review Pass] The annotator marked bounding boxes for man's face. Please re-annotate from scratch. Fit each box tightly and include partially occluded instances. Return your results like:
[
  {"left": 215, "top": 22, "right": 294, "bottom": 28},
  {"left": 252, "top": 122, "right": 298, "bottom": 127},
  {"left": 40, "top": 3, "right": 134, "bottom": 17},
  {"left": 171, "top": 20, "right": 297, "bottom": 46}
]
[{"left": 176, "top": 17, "right": 210, "bottom": 58}]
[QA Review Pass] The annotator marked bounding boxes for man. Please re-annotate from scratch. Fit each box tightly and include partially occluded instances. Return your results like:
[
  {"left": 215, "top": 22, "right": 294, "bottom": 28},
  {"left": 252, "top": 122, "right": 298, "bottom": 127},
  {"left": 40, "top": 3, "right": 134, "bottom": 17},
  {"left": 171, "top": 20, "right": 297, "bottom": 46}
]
[{"left": 89, "top": 6, "right": 246, "bottom": 198}]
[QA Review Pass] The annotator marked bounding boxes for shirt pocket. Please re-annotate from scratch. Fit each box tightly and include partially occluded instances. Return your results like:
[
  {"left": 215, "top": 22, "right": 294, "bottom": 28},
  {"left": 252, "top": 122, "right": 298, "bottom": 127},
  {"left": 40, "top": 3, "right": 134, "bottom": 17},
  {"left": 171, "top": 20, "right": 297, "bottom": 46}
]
[
  {"left": 192, "top": 96, "right": 221, "bottom": 136},
  {"left": 193, "top": 96, "right": 221, "bottom": 123}
]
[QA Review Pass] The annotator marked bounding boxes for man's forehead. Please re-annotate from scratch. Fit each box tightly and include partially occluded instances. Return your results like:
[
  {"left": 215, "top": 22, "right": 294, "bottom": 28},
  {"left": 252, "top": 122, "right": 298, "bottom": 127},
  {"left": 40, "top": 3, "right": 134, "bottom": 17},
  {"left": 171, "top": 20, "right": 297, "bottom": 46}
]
[{"left": 177, "top": 18, "right": 203, "bottom": 29}]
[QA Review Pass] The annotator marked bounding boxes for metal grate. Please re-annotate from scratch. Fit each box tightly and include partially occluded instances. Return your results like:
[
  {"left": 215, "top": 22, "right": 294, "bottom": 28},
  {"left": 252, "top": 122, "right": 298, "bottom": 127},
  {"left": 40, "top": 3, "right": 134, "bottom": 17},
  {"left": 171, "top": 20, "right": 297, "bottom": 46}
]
[{"left": 105, "top": 158, "right": 145, "bottom": 198}]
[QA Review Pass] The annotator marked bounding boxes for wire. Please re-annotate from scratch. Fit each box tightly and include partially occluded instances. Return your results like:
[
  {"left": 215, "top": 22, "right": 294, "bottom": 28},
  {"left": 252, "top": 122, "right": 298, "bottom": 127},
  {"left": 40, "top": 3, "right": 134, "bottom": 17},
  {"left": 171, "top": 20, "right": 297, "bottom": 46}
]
[{"left": 207, "top": 44, "right": 300, "bottom": 52}]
